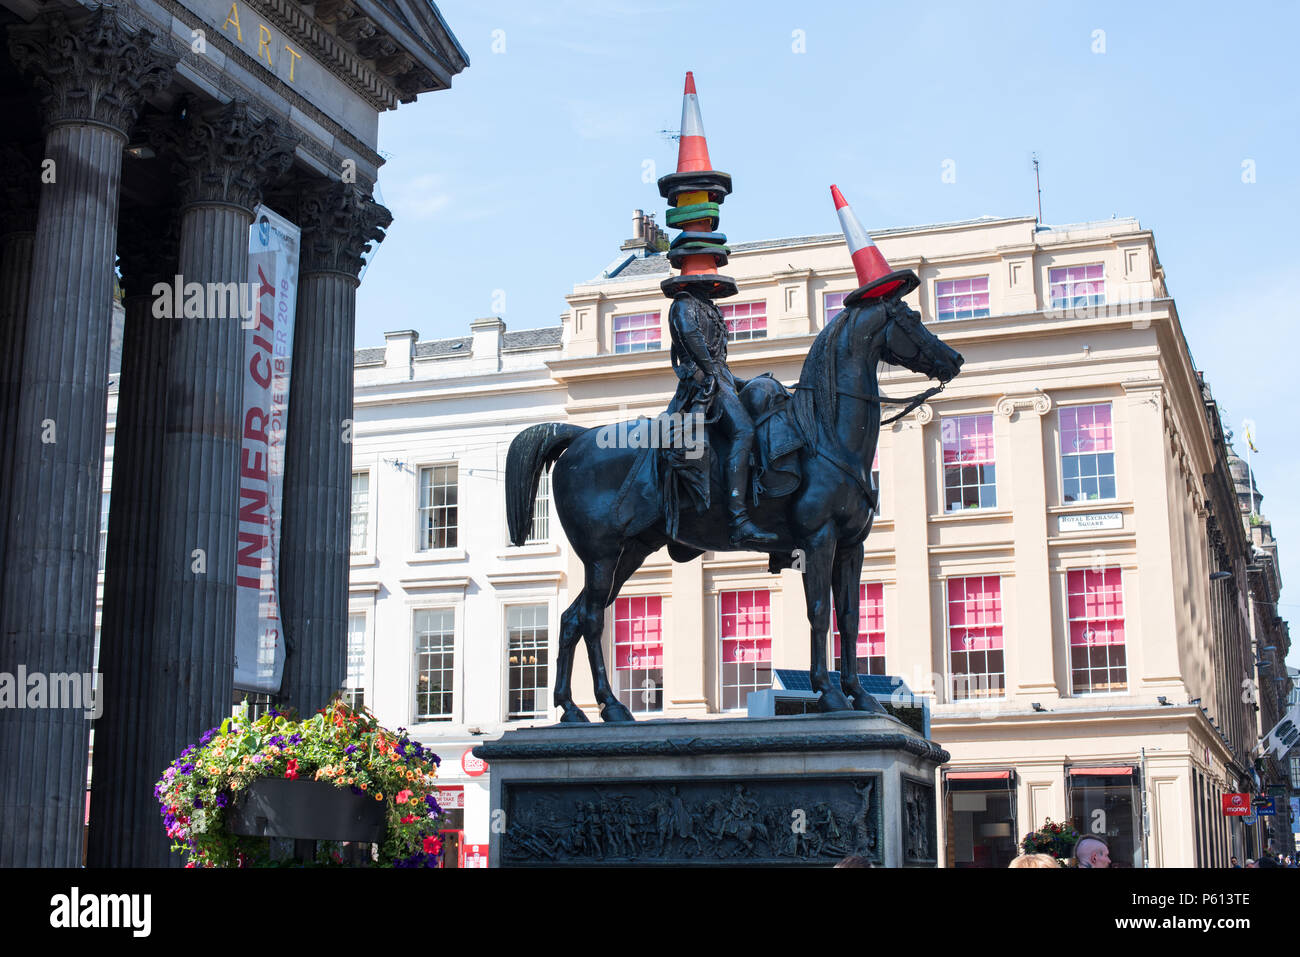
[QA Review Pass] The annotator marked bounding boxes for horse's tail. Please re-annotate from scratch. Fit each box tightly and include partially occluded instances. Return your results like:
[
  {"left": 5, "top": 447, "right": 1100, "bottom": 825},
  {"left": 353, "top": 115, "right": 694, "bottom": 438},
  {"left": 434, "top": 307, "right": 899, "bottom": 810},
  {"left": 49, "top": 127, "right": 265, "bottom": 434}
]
[{"left": 506, "top": 423, "right": 587, "bottom": 546}]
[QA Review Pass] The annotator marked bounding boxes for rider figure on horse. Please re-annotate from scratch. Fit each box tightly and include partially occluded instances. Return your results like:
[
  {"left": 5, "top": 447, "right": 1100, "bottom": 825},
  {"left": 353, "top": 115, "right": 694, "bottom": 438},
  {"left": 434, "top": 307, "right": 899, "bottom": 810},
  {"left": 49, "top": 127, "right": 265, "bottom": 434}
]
[{"left": 667, "top": 286, "right": 779, "bottom": 550}]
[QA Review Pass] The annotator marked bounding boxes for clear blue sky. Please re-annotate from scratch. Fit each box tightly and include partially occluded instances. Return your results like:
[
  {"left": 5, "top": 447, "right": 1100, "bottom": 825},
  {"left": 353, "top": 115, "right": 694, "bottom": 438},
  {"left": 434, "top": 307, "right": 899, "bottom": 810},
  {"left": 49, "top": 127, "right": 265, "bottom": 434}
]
[{"left": 357, "top": 0, "right": 1300, "bottom": 668}]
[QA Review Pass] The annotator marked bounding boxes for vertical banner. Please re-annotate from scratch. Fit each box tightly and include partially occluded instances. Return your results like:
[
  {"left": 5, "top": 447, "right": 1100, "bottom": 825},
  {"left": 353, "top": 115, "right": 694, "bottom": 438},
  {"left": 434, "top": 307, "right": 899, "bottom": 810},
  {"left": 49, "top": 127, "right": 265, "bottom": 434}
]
[{"left": 234, "top": 206, "right": 300, "bottom": 692}]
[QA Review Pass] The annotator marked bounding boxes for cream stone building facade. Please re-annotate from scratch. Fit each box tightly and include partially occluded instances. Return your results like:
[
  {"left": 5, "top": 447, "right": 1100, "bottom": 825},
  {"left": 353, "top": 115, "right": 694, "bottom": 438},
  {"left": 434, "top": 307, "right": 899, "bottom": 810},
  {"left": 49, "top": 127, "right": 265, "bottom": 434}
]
[{"left": 321, "top": 213, "right": 1289, "bottom": 866}]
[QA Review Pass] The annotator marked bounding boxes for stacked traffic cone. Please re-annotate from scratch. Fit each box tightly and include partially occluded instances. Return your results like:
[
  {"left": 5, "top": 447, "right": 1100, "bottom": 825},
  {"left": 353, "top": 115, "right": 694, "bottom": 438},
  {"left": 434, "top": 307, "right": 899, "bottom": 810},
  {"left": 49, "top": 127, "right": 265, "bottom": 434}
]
[
  {"left": 659, "top": 72, "right": 737, "bottom": 299},
  {"left": 830, "top": 184, "right": 919, "bottom": 306}
]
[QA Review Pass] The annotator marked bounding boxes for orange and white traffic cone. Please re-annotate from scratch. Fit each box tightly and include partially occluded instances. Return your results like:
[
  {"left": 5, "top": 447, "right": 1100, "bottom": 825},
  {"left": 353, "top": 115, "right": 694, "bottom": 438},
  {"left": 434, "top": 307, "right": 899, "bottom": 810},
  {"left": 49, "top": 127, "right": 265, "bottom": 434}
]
[
  {"left": 676, "top": 71, "right": 712, "bottom": 174},
  {"left": 830, "top": 184, "right": 919, "bottom": 304},
  {"left": 659, "top": 71, "right": 737, "bottom": 299}
]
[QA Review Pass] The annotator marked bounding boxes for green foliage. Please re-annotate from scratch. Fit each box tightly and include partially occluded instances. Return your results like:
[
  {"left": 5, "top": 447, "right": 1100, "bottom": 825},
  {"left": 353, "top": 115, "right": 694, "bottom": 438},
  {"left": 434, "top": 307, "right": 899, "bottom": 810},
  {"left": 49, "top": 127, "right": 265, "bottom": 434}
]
[{"left": 1020, "top": 817, "right": 1081, "bottom": 863}]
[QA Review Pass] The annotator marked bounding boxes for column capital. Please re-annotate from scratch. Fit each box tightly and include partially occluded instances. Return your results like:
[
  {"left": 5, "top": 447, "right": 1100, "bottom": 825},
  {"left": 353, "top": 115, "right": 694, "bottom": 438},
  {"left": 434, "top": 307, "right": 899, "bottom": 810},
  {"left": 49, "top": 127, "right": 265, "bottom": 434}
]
[
  {"left": 994, "top": 391, "right": 1052, "bottom": 418},
  {"left": 7, "top": 4, "right": 177, "bottom": 135},
  {"left": 153, "top": 100, "right": 299, "bottom": 214},
  {"left": 0, "top": 142, "right": 40, "bottom": 236},
  {"left": 117, "top": 206, "right": 180, "bottom": 298},
  {"left": 295, "top": 179, "right": 392, "bottom": 280}
]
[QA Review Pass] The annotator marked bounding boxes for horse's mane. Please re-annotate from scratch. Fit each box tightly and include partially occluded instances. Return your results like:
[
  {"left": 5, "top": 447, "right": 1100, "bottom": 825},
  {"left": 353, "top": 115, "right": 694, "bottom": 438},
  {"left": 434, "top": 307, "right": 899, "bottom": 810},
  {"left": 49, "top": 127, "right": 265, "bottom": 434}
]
[{"left": 793, "top": 302, "right": 883, "bottom": 442}]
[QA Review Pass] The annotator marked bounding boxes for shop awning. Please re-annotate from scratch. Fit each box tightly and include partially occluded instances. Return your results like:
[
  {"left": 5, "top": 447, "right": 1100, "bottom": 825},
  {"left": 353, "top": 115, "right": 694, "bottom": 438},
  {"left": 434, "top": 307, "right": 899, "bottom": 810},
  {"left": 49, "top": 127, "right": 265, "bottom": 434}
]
[
  {"left": 947, "top": 770, "right": 1011, "bottom": 781},
  {"left": 1069, "top": 766, "right": 1134, "bottom": 776}
]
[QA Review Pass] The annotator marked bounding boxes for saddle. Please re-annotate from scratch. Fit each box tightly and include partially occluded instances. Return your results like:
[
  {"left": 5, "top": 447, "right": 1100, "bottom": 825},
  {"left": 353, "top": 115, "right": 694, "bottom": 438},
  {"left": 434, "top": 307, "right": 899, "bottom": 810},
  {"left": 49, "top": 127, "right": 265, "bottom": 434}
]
[
  {"left": 610, "top": 374, "right": 808, "bottom": 540},
  {"left": 740, "top": 373, "right": 805, "bottom": 501}
]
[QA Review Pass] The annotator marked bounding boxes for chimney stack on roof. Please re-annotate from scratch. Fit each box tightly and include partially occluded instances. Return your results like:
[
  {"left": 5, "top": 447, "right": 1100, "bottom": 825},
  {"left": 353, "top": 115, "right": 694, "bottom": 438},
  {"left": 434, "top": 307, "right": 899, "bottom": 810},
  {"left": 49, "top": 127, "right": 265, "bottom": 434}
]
[{"left": 622, "top": 209, "right": 664, "bottom": 254}]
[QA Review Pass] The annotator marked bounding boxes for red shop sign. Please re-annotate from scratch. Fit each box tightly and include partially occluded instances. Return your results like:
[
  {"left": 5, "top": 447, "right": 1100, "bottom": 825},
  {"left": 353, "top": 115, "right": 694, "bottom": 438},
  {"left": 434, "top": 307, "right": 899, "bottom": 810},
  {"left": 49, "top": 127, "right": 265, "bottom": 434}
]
[
  {"left": 461, "top": 747, "right": 488, "bottom": 777},
  {"left": 1222, "top": 793, "right": 1251, "bottom": 816},
  {"left": 460, "top": 843, "right": 489, "bottom": 868}
]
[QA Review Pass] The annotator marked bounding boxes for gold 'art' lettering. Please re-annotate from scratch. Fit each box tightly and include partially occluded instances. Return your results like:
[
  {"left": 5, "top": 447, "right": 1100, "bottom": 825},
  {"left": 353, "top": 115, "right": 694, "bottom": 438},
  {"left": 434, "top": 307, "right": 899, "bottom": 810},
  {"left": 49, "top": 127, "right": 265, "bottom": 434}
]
[
  {"left": 257, "top": 24, "right": 273, "bottom": 67},
  {"left": 222, "top": 1, "right": 241, "bottom": 42},
  {"left": 221, "top": 3, "right": 299, "bottom": 83}
]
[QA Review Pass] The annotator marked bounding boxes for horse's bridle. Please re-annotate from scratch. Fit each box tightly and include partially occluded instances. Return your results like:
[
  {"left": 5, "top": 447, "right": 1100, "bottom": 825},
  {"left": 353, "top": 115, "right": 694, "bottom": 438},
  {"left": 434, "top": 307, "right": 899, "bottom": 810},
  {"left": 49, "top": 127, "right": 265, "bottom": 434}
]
[
  {"left": 791, "top": 309, "right": 949, "bottom": 426},
  {"left": 788, "top": 306, "right": 949, "bottom": 505}
]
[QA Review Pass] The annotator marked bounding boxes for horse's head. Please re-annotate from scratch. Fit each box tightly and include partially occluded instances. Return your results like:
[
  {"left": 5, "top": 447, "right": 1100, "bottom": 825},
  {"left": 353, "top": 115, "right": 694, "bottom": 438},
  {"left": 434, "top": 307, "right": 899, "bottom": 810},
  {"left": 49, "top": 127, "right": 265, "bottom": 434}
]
[{"left": 876, "top": 297, "right": 964, "bottom": 384}]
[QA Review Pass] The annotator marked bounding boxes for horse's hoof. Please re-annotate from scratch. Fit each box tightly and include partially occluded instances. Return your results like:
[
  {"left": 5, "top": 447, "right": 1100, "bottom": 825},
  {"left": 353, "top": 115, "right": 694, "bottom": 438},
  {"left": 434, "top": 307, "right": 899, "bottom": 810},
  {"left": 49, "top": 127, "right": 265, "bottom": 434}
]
[
  {"left": 816, "top": 689, "right": 854, "bottom": 713},
  {"left": 600, "top": 700, "right": 636, "bottom": 723},
  {"left": 850, "top": 692, "right": 888, "bottom": 715},
  {"left": 559, "top": 703, "right": 591, "bottom": 723}
]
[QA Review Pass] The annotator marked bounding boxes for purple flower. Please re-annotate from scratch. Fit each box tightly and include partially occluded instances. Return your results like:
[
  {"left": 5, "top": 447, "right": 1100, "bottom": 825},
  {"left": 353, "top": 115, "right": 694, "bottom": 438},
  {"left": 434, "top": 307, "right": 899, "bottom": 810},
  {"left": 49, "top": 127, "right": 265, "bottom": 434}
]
[
  {"left": 215, "top": 793, "right": 229, "bottom": 808},
  {"left": 179, "top": 763, "right": 195, "bottom": 776},
  {"left": 425, "top": 795, "right": 443, "bottom": 818},
  {"left": 198, "top": 728, "right": 217, "bottom": 746},
  {"left": 288, "top": 733, "right": 302, "bottom": 745},
  {"left": 251, "top": 754, "right": 263, "bottom": 764},
  {"left": 350, "top": 785, "right": 362, "bottom": 795},
  {"left": 345, "top": 744, "right": 357, "bottom": 756},
  {"left": 193, "top": 798, "right": 204, "bottom": 809}
]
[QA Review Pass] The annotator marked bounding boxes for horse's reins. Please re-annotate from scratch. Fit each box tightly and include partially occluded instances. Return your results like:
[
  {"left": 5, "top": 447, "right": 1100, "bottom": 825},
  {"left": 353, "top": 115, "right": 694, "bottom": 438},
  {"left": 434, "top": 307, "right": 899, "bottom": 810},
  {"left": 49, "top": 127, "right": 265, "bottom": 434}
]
[
  {"left": 786, "top": 382, "right": 946, "bottom": 505},
  {"left": 826, "top": 381, "right": 946, "bottom": 425}
]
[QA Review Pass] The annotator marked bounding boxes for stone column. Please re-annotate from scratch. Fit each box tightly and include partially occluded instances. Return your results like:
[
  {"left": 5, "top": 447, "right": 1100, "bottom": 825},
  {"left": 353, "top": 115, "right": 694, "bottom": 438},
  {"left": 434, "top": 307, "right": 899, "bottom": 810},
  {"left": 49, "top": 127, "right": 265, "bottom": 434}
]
[
  {"left": 86, "top": 209, "right": 179, "bottom": 867},
  {"left": 142, "top": 102, "right": 294, "bottom": 865},
  {"left": 0, "top": 143, "right": 39, "bottom": 603},
  {"left": 891, "top": 406, "right": 938, "bottom": 698},
  {"left": 666, "top": 554, "right": 708, "bottom": 716},
  {"left": 1124, "top": 380, "right": 1184, "bottom": 692},
  {"left": 277, "top": 180, "right": 389, "bottom": 715},
  {"left": 996, "top": 392, "right": 1057, "bottom": 700},
  {"left": 0, "top": 7, "right": 174, "bottom": 868}
]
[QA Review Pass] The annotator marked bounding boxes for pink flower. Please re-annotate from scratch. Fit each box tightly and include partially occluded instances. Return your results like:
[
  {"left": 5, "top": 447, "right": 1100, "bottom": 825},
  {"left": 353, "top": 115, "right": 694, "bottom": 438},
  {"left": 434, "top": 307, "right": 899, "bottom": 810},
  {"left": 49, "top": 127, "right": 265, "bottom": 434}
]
[{"left": 396, "top": 789, "right": 413, "bottom": 805}]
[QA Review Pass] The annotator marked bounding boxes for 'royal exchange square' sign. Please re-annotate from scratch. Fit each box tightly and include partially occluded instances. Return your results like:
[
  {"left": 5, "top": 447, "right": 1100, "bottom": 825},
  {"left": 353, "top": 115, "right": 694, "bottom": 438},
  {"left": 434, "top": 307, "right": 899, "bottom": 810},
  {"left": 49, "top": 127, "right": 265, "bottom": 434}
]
[{"left": 0, "top": 0, "right": 466, "bottom": 866}]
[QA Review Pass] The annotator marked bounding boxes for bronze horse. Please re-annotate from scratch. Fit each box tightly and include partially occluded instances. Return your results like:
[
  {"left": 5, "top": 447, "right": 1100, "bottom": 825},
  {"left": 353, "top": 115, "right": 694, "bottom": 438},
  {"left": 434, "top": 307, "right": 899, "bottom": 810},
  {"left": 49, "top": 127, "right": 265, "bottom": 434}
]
[{"left": 506, "top": 294, "right": 963, "bottom": 722}]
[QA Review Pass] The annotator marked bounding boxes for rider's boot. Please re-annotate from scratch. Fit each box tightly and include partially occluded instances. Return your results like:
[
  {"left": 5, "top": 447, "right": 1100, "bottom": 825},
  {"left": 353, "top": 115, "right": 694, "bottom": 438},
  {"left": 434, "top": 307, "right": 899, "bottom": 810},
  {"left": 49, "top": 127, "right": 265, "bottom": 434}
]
[{"left": 728, "top": 452, "right": 778, "bottom": 548}]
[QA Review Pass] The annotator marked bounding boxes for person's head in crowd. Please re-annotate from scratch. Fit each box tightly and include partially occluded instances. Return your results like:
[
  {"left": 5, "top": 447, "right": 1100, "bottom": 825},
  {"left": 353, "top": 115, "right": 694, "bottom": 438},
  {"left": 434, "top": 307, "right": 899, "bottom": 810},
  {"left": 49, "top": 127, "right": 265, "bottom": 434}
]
[
  {"left": 1008, "top": 853, "right": 1062, "bottom": 868},
  {"left": 1074, "top": 836, "right": 1111, "bottom": 868}
]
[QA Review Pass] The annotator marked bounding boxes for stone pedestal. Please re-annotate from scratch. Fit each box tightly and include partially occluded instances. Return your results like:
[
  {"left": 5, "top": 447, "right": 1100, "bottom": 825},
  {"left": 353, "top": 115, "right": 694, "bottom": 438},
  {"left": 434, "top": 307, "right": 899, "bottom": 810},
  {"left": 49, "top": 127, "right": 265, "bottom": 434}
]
[{"left": 473, "top": 713, "right": 948, "bottom": 867}]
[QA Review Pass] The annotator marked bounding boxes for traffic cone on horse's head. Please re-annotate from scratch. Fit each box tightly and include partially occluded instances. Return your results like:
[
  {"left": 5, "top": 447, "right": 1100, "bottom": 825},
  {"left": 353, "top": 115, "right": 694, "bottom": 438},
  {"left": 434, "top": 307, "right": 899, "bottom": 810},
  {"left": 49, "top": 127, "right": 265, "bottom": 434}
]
[
  {"left": 830, "top": 184, "right": 919, "bottom": 306},
  {"left": 659, "top": 71, "right": 736, "bottom": 299}
]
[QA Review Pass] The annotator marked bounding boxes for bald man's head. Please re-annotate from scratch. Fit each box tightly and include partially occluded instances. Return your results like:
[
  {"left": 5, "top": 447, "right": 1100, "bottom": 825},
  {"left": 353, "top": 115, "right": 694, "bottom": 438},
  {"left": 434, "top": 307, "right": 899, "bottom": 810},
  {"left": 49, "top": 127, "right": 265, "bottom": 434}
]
[{"left": 1075, "top": 836, "right": 1111, "bottom": 868}]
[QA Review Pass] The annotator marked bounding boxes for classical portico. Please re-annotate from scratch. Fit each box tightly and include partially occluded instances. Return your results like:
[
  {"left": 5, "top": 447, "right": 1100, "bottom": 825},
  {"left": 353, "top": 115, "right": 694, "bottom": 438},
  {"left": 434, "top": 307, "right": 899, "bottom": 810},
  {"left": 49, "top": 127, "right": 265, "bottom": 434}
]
[{"left": 0, "top": 0, "right": 465, "bottom": 866}]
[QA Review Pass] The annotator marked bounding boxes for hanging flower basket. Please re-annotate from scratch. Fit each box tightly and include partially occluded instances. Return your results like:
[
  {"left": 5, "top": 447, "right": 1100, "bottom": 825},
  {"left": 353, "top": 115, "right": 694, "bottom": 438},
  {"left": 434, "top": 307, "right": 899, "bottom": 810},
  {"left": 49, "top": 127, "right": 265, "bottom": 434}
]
[
  {"left": 227, "top": 777, "right": 386, "bottom": 844},
  {"left": 1020, "top": 817, "right": 1080, "bottom": 864},
  {"left": 156, "top": 698, "right": 446, "bottom": 867}
]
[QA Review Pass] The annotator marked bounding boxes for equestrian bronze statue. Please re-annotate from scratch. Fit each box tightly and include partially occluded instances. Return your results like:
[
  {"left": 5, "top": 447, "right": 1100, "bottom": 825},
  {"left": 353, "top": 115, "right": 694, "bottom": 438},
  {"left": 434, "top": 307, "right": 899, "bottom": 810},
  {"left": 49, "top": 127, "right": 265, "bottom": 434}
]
[{"left": 505, "top": 74, "right": 964, "bottom": 723}]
